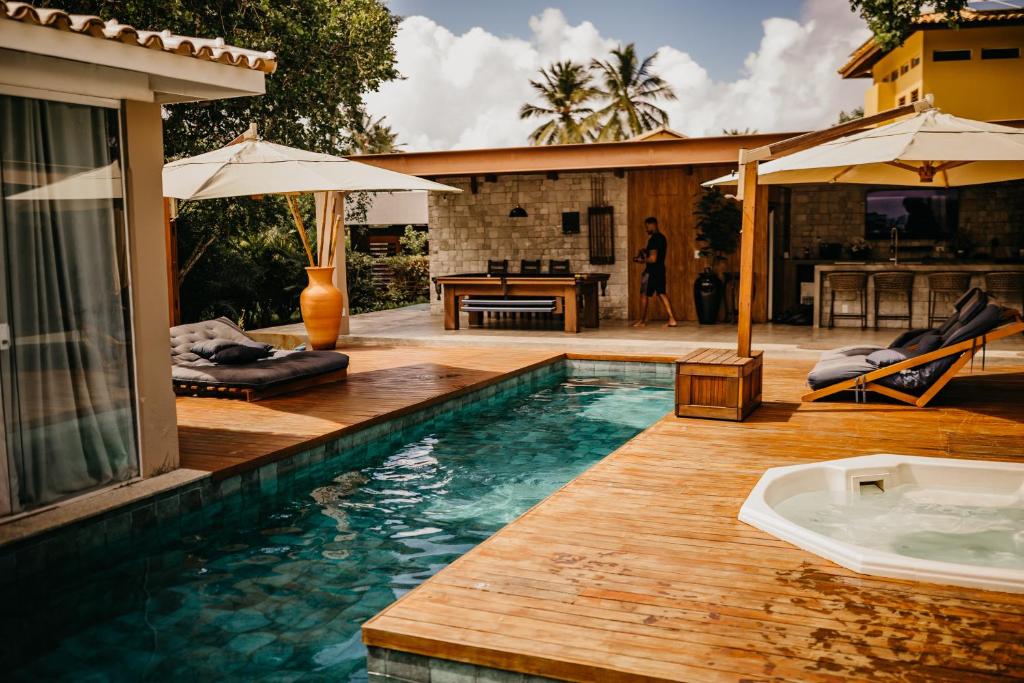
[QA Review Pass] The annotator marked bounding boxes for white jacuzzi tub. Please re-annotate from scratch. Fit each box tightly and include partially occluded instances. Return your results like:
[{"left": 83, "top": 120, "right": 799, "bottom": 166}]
[{"left": 739, "top": 454, "right": 1024, "bottom": 593}]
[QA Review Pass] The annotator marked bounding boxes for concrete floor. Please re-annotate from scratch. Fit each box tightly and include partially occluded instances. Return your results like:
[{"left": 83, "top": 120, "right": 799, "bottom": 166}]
[{"left": 253, "top": 303, "right": 1024, "bottom": 364}]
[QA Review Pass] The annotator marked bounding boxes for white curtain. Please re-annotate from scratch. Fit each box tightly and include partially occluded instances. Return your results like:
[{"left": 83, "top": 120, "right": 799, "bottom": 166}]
[{"left": 0, "top": 95, "right": 139, "bottom": 512}]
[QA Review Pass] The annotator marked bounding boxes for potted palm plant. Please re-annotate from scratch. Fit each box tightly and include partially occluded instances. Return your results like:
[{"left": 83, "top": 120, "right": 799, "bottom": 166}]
[{"left": 693, "top": 187, "right": 741, "bottom": 324}]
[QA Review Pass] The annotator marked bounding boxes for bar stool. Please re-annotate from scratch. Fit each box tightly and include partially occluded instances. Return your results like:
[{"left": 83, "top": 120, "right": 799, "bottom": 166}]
[
  {"left": 872, "top": 271, "right": 915, "bottom": 329},
  {"left": 985, "top": 271, "right": 1024, "bottom": 311},
  {"left": 826, "top": 272, "right": 867, "bottom": 329},
  {"left": 520, "top": 259, "right": 541, "bottom": 275},
  {"left": 927, "top": 272, "right": 971, "bottom": 327}
]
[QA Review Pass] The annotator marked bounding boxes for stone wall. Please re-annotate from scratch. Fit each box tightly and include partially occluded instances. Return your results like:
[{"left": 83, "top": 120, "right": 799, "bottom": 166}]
[
  {"left": 427, "top": 172, "right": 630, "bottom": 319},
  {"left": 789, "top": 181, "right": 1024, "bottom": 260}
]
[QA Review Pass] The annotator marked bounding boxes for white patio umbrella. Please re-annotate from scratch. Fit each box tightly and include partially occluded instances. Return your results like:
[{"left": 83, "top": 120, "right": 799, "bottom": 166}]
[
  {"left": 705, "top": 108, "right": 1024, "bottom": 189},
  {"left": 162, "top": 139, "right": 458, "bottom": 200}
]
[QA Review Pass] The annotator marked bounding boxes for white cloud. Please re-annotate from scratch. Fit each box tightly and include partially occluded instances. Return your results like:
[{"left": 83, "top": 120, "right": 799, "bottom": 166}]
[{"left": 365, "top": 1, "right": 870, "bottom": 151}]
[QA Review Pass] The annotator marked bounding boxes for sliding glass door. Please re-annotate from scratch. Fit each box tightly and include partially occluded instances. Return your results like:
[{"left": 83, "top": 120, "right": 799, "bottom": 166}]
[{"left": 0, "top": 93, "right": 139, "bottom": 514}]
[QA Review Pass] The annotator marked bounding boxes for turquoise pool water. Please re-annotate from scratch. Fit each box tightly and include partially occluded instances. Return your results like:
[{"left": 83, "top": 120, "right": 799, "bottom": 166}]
[{"left": 6, "top": 371, "right": 672, "bottom": 682}]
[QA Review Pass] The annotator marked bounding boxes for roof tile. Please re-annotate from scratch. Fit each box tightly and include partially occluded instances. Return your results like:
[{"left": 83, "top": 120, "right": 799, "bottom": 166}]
[{"left": 2, "top": 1, "right": 278, "bottom": 73}]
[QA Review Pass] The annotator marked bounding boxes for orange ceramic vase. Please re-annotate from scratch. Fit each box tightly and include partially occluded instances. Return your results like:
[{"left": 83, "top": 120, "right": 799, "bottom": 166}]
[{"left": 299, "top": 266, "right": 343, "bottom": 350}]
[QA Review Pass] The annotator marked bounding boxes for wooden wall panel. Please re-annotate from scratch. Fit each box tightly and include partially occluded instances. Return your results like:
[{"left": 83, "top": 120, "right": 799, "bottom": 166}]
[{"left": 627, "top": 166, "right": 768, "bottom": 324}]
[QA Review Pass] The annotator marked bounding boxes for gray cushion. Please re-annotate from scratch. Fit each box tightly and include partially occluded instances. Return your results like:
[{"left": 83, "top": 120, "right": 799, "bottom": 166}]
[
  {"left": 807, "top": 354, "right": 876, "bottom": 390},
  {"left": 173, "top": 350, "right": 349, "bottom": 389},
  {"left": 819, "top": 345, "right": 883, "bottom": 363},
  {"left": 192, "top": 338, "right": 272, "bottom": 364},
  {"left": 866, "top": 348, "right": 912, "bottom": 367},
  {"left": 170, "top": 317, "right": 253, "bottom": 365},
  {"left": 170, "top": 317, "right": 349, "bottom": 390}
]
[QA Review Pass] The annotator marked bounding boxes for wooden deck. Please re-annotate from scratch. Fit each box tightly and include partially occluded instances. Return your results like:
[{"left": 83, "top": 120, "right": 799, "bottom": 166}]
[
  {"left": 363, "top": 360, "right": 1024, "bottom": 682},
  {"left": 177, "top": 346, "right": 563, "bottom": 478}
]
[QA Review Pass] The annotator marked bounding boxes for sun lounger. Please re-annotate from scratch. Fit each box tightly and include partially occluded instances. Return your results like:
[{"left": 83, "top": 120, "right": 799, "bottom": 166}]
[
  {"left": 171, "top": 317, "right": 349, "bottom": 401},
  {"left": 803, "top": 288, "right": 1024, "bottom": 407}
]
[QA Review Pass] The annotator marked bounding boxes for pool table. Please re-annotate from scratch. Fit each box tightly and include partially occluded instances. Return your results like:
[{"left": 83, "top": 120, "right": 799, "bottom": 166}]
[{"left": 432, "top": 272, "right": 610, "bottom": 333}]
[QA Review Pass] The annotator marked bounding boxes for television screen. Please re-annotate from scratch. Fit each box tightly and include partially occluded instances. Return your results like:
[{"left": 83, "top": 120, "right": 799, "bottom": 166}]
[{"left": 865, "top": 189, "right": 958, "bottom": 239}]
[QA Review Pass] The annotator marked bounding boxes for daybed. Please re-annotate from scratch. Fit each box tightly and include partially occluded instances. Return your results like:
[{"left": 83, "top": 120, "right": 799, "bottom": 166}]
[
  {"left": 171, "top": 317, "right": 349, "bottom": 401},
  {"left": 803, "top": 288, "right": 1024, "bottom": 407}
]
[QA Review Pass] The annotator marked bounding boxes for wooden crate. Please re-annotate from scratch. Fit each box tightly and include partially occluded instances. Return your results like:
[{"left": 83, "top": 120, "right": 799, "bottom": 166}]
[{"left": 675, "top": 348, "right": 763, "bottom": 421}]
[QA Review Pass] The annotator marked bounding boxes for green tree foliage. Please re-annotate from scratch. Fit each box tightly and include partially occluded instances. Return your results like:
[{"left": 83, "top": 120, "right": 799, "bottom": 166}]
[
  {"left": 591, "top": 44, "right": 677, "bottom": 141},
  {"left": 849, "top": 0, "right": 968, "bottom": 52},
  {"left": 838, "top": 106, "right": 865, "bottom": 124},
  {"left": 345, "top": 226, "right": 429, "bottom": 314},
  {"left": 350, "top": 109, "right": 403, "bottom": 154},
  {"left": 49, "top": 0, "right": 400, "bottom": 328},
  {"left": 694, "top": 188, "right": 741, "bottom": 264},
  {"left": 519, "top": 61, "right": 601, "bottom": 145}
]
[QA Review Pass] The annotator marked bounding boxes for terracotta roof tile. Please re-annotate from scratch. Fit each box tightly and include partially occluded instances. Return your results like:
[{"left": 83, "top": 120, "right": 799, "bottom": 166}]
[{"left": 2, "top": 1, "right": 277, "bottom": 73}]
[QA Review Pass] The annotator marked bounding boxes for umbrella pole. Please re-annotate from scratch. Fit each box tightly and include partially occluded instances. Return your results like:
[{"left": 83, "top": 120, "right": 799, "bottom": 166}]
[{"left": 285, "top": 194, "right": 316, "bottom": 267}]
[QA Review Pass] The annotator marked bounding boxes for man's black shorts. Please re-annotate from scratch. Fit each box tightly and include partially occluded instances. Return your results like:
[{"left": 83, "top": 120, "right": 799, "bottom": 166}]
[{"left": 641, "top": 267, "right": 666, "bottom": 296}]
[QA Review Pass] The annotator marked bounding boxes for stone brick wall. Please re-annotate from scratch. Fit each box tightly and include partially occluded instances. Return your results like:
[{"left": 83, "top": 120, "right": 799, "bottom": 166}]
[
  {"left": 427, "top": 172, "right": 630, "bottom": 318},
  {"left": 789, "top": 182, "right": 1024, "bottom": 260}
]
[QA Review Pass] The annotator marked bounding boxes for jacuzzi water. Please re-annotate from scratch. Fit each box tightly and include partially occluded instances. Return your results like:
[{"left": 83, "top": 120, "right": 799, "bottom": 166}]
[
  {"left": 774, "top": 484, "right": 1024, "bottom": 570},
  {"left": 4, "top": 371, "right": 673, "bottom": 682}
]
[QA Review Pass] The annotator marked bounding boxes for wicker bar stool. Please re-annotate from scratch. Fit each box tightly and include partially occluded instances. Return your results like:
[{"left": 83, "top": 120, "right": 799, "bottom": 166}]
[
  {"left": 825, "top": 271, "right": 867, "bottom": 329},
  {"left": 985, "top": 271, "right": 1024, "bottom": 311},
  {"left": 927, "top": 272, "right": 972, "bottom": 327},
  {"left": 873, "top": 271, "right": 915, "bottom": 329}
]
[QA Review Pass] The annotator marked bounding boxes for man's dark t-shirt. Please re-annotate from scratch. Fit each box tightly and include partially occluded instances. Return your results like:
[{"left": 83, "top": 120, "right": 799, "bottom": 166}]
[
  {"left": 645, "top": 232, "right": 667, "bottom": 269},
  {"left": 642, "top": 231, "right": 668, "bottom": 295}
]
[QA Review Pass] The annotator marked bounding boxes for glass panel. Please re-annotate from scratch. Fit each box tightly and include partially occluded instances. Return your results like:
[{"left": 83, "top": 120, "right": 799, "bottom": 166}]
[{"left": 0, "top": 94, "right": 139, "bottom": 513}]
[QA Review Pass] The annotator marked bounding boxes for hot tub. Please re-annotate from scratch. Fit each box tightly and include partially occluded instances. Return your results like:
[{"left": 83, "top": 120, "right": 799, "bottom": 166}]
[{"left": 739, "top": 454, "right": 1024, "bottom": 593}]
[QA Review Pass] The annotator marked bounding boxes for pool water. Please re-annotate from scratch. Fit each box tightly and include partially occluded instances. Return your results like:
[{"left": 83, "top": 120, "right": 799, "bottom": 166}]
[
  {"left": 7, "top": 373, "right": 672, "bottom": 682},
  {"left": 775, "top": 484, "right": 1024, "bottom": 570}
]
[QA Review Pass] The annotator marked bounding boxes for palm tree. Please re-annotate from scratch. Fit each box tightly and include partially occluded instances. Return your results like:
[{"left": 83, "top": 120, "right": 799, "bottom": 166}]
[
  {"left": 519, "top": 60, "right": 601, "bottom": 145},
  {"left": 590, "top": 44, "right": 676, "bottom": 141},
  {"left": 723, "top": 127, "right": 758, "bottom": 136},
  {"left": 350, "top": 110, "right": 402, "bottom": 154}
]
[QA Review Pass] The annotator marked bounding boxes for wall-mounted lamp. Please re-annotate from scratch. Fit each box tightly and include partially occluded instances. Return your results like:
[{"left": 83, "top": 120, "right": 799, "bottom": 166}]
[{"left": 509, "top": 176, "right": 528, "bottom": 218}]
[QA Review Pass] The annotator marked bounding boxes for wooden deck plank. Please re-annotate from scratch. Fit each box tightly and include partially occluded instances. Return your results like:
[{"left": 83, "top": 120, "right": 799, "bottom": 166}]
[{"left": 363, "top": 359, "right": 1024, "bottom": 682}]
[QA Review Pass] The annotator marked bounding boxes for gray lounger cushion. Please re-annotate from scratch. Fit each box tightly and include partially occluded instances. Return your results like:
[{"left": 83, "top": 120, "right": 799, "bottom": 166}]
[
  {"left": 172, "top": 350, "right": 349, "bottom": 389},
  {"left": 807, "top": 354, "right": 876, "bottom": 389},
  {"left": 170, "top": 317, "right": 349, "bottom": 389}
]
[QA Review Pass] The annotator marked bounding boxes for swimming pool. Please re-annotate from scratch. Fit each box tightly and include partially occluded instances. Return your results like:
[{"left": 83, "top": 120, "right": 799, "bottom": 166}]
[{"left": 4, "top": 368, "right": 672, "bottom": 681}]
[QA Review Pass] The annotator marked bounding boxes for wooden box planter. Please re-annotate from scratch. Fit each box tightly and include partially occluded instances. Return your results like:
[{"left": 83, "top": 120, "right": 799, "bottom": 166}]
[{"left": 675, "top": 349, "right": 763, "bottom": 421}]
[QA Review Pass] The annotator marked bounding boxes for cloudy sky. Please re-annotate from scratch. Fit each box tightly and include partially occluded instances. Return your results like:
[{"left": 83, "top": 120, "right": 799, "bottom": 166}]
[{"left": 368, "top": 0, "right": 873, "bottom": 151}]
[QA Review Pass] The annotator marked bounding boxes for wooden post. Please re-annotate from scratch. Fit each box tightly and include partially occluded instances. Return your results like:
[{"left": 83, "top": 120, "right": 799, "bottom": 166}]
[
  {"left": 736, "top": 159, "right": 760, "bottom": 358},
  {"left": 163, "top": 197, "right": 180, "bottom": 325}
]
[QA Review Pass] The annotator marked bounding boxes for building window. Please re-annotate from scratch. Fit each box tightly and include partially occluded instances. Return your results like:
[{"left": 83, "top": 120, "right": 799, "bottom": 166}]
[
  {"left": 910, "top": 89, "right": 919, "bottom": 102},
  {"left": 890, "top": 69, "right": 898, "bottom": 81},
  {"left": 900, "top": 63, "right": 909, "bottom": 74},
  {"left": 981, "top": 47, "right": 1020, "bottom": 60},
  {"left": 911, "top": 56, "right": 921, "bottom": 68},
  {"left": 898, "top": 96, "right": 906, "bottom": 106},
  {"left": 933, "top": 49, "right": 971, "bottom": 62},
  {"left": 0, "top": 95, "right": 139, "bottom": 515}
]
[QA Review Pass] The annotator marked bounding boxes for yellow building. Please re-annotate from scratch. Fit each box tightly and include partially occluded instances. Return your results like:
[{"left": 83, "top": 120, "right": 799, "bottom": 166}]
[{"left": 840, "top": 8, "right": 1024, "bottom": 123}]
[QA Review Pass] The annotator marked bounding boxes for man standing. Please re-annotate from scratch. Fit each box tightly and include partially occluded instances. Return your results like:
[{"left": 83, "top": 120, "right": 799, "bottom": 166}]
[{"left": 632, "top": 216, "right": 678, "bottom": 327}]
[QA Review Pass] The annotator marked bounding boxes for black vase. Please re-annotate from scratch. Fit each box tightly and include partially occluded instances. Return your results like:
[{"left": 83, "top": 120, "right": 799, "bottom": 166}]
[{"left": 693, "top": 269, "right": 723, "bottom": 324}]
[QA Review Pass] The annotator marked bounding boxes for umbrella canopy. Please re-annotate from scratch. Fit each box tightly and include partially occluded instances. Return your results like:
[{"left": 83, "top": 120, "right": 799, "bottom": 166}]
[
  {"left": 8, "top": 161, "right": 122, "bottom": 201},
  {"left": 705, "top": 109, "right": 1024, "bottom": 188},
  {"left": 162, "top": 139, "right": 459, "bottom": 200}
]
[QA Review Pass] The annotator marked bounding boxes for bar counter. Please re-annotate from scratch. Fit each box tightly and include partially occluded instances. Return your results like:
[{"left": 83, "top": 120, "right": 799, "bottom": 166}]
[{"left": 813, "top": 262, "right": 1024, "bottom": 328}]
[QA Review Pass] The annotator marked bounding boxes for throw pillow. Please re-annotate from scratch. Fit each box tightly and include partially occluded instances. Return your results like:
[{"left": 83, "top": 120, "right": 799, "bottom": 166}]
[{"left": 191, "top": 338, "right": 272, "bottom": 364}]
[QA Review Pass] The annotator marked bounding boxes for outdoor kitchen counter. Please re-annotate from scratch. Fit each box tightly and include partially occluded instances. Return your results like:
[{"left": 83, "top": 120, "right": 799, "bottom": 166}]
[{"left": 813, "top": 262, "right": 1024, "bottom": 328}]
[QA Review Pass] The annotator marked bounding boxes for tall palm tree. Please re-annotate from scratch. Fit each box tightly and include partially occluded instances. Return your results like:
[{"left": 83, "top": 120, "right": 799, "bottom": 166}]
[
  {"left": 350, "top": 110, "right": 402, "bottom": 154},
  {"left": 519, "top": 60, "right": 601, "bottom": 145},
  {"left": 591, "top": 44, "right": 676, "bottom": 142}
]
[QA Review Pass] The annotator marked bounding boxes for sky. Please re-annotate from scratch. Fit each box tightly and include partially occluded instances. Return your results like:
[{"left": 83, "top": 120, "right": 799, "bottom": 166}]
[{"left": 369, "top": 0, "right": 874, "bottom": 151}]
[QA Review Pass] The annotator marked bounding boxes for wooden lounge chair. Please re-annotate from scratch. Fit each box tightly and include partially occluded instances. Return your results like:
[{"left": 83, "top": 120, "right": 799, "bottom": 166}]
[
  {"left": 803, "top": 289, "right": 1023, "bottom": 407},
  {"left": 171, "top": 318, "right": 349, "bottom": 401}
]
